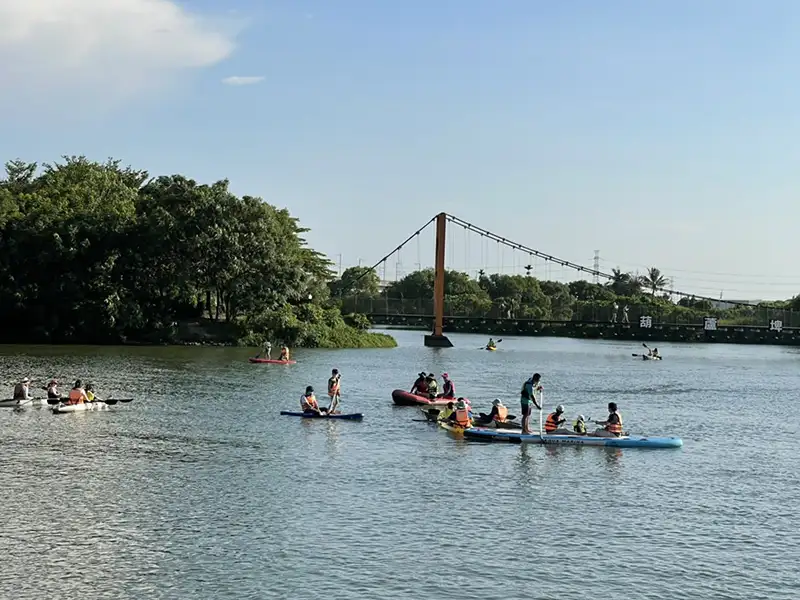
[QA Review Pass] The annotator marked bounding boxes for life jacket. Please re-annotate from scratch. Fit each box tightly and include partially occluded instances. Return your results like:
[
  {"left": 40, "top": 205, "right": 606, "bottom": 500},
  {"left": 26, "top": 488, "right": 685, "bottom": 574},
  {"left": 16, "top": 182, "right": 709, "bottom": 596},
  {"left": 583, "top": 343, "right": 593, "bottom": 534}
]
[
  {"left": 415, "top": 379, "right": 428, "bottom": 394},
  {"left": 544, "top": 412, "right": 560, "bottom": 433},
  {"left": 68, "top": 388, "right": 84, "bottom": 405},
  {"left": 328, "top": 377, "right": 340, "bottom": 397},
  {"left": 12, "top": 384, "right": 26, "bottom": 400},
  {"left": 442, "top": 380, "right": 455, "bottom": 397},
  {"left": 86, "top": 391, "right": 95, "bottom": 402},
  {"left": 47, "top": 385, "right": 59, "bottom": 399},
  {"left": 454, "top": 407, "right": 471, "bottom": 427},
  {"left": 606, "top": 412, "right": 623, "bottom": 435},
  {"left": 573, "top": 420, "right": 586, "bottom": 434},
  {"left": 427, "top": 380, "right": 438, "bottom": 395},
  {"left": 301, "top": 393, "right": 318, "bottom": 411},
  {"left": 494, "top": 405, "right": 508, "bottom": 421}
]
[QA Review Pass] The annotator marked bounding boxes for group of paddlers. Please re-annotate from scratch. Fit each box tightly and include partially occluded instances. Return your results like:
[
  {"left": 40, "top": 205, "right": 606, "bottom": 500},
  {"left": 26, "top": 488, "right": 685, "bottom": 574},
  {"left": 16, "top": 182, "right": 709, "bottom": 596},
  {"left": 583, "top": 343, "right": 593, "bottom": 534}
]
[
  {"left": 299, "top": 369, "right": 342, "bottom": 415},
  {"left": 410, "top": 372, "right": 456, "bottom": 399},
  {"left": 12, "top": 377, "right": 103, "bottom": 404}
]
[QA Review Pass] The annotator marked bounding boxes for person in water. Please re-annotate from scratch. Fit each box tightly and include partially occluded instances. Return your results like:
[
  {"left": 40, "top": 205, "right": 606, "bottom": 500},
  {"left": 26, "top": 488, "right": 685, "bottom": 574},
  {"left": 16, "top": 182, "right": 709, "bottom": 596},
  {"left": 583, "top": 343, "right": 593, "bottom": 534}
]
[
  {"left": 300, "top": 386, "right": 327, "bottom": 415},
  {"left": 544, "top": 404, "right": 571, "bottom": 434},
  {"left": 425, "top": 373, "right": 438, "bottom": 399},
  {"left": 440, "top": 373, "right": 455, "bottom": 399},
  {"left": 327, "top": 369, "right": 341, "bottom": 414},
  {"left": 279, "top": 344, "right": 290, "bottom": 361},
  {"left": 411, "top": 372, "right": 428, "bottom": 395},
  {"left": 475, "top": 399, "right": 509, "bottom": 425},
  {"left": 44, "top": 379, "right": 60, "bottom": 400},
  {"left": 592, "top": 402, "right": 623, "bottom": 437},
  {"left": 13, "top": 377, "right": 33, "bottom": 401},
  {"left": 573, "top": 415, "right": 587, "bottom": 435},
  {"left": 520, "top": 373, "right": 542, "bottom": 434},
  {"left": 68, "top": 380, "right": 89, "bottom": 405},
  {"left": 447, "top": 399, "right": 472, "bottom": 428}
]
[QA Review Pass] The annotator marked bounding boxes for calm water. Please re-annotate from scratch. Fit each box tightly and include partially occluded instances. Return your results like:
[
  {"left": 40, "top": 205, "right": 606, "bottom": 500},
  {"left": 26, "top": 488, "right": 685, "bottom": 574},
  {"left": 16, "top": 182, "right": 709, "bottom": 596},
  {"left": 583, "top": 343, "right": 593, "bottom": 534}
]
[{"left": 1, "top": 332, "right": 799, "bottom": 599}]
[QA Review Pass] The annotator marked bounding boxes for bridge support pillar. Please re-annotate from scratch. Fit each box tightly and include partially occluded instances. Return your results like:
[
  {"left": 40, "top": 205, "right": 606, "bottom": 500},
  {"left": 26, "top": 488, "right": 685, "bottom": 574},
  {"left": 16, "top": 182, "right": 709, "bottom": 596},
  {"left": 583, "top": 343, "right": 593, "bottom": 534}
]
[{"left": 424, "top": 212, "right": 453, "bottom": 348}]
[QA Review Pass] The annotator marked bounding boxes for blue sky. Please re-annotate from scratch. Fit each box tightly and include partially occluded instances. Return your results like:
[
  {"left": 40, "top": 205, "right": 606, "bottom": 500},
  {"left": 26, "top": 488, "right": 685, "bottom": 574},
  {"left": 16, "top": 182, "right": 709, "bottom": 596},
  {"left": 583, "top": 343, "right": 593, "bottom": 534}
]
[{"left": 1, "top": 0, "right": 799, "bottom": 299}]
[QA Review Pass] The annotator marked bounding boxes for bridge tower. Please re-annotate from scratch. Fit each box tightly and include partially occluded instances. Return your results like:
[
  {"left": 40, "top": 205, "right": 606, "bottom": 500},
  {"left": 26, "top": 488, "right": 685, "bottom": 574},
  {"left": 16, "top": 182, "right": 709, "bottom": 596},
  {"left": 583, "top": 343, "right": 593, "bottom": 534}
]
[{"left": 424, "top": 212, "right": 453, "bottom": 347}]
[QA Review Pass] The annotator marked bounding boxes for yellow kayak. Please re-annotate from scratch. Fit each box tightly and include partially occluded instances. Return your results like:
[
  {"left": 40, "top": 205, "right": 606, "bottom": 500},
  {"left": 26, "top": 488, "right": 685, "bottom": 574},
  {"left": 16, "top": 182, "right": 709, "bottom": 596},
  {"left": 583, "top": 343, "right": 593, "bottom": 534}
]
[
  {"left": 439, "top": 420, "right": 470, "bottom": 434},
  {"left": 486, "top": 346, "right": 496, "bottom": 351}
]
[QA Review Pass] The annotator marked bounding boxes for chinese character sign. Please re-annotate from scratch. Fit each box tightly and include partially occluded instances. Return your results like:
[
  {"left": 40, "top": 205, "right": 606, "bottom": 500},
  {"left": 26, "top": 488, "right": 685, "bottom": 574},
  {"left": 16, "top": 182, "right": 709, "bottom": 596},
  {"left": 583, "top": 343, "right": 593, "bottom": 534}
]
[
  {"left": 703, "top": 317, "right": 718, "bottom": 331},
  {"left": 770, "top": 320, "right": 783, "bottom": 332},
  {"left": 639, "top": 315, "right": 652, "bottom": 328}
]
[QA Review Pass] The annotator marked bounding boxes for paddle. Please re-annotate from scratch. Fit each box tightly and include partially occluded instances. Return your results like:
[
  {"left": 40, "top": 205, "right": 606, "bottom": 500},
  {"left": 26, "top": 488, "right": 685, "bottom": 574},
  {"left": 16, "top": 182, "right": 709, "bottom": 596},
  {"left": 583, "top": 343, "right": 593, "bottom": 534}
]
[{"left": 478, "top": 338, "right": 503, "bottom": 349}]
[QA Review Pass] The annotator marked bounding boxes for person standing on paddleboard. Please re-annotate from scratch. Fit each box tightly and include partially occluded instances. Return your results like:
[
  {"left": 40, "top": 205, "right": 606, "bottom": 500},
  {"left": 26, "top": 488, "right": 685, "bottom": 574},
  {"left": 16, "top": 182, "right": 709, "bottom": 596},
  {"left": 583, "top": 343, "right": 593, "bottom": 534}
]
[
  {"left": 520, "top": 373, "right": 542, "bottom": 434},
  {"left": 327, "top": 369, "right": 341, "bottom": 413}
]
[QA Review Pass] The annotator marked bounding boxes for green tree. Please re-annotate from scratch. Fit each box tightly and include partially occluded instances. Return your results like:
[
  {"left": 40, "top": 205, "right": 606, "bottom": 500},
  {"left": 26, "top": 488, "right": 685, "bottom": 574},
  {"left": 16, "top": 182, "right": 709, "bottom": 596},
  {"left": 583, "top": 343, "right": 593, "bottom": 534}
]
[{"left": 330, "top": 266, "right": 381, "bottom": 298}]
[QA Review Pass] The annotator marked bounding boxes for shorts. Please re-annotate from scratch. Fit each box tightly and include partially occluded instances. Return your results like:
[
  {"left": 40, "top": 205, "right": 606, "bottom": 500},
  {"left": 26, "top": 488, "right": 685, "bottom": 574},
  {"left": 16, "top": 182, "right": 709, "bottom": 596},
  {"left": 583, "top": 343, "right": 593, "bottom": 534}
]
[{"left": 520, "top": 402, "right": 531, "bottom": 416}]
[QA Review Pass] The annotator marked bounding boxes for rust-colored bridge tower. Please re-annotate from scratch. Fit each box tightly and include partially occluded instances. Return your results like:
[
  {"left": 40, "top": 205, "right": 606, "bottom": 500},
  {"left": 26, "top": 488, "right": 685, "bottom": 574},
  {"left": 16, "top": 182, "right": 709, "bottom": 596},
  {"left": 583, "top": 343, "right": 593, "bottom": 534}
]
[{"left": 424, "top": 213, "right": 453, "bottom": 347}]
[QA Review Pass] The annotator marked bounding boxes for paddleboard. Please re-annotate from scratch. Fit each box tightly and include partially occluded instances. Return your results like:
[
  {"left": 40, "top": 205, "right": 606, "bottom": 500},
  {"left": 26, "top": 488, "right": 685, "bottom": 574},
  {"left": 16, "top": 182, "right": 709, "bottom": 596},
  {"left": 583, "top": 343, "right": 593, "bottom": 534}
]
[
  {"left": 249, "top": 358, "right": 296, "bottom": 364},
  {"left": 462, "top": 428, "right": 682, "bottom": 448},
  {"left": 280, "top": 411, "right": 363, "bottom": 420}
]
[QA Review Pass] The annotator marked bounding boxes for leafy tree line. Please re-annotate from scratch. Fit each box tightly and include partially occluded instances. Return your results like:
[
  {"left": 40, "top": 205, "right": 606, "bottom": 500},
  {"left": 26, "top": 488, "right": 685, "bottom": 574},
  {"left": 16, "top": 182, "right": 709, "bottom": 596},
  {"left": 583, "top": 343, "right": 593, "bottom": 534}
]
[
  {"left": 331, "top": 265, "right": 800, "bottom": 327},
  {"left": 0, "top": 157, "right": 394, "bottom": 347}
]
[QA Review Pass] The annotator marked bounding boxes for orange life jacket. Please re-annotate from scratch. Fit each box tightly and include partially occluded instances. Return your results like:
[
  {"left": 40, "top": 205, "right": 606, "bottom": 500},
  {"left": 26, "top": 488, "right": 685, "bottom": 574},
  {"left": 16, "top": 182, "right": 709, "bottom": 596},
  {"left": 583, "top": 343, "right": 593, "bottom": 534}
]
[
  {"left": 454, "top": 407, "right": 471, "bottom": 427},
  {"left": 68, "top": 388, "right": 84, "bottom": 405},
  {"left": 494, "top": 405, "right": 508, "bottom": 421},
  {"left": 328, "top": 378, "right": 340, "bottom": 397},
  {"left": 606, "top": 412, "right": 623, "bottom": 435},
  {"left": 301, "top": 393, "right": 318, "bottom": 411},
  {"left": 544, "top": 412, "right": 561, "bottom": 433}
]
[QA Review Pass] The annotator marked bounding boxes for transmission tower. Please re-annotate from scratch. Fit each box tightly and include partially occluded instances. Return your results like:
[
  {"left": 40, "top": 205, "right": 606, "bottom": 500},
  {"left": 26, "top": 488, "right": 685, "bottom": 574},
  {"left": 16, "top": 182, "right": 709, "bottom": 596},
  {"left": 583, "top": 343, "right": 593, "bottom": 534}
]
[{"left": 592, "top": 250, "right": 599, "bottom": 284}]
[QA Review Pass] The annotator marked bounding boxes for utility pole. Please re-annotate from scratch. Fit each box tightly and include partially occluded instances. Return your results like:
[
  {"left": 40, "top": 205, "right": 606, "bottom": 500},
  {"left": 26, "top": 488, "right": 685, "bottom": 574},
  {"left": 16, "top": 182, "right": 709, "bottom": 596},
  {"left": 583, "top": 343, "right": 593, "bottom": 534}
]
[
  {"left": 337, "top": 254, "right": 342, "bottom": 276},
  {"left": 592, "top": 250, "right": 599, "bottom": 284}
]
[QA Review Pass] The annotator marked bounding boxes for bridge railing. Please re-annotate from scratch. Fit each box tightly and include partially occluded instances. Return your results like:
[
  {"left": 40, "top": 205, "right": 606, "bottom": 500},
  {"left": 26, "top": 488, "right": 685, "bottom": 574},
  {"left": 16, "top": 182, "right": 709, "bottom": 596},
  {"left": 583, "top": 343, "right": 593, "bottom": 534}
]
[{"left": 339, "top": 296, "right": 800, "bottom": 328}]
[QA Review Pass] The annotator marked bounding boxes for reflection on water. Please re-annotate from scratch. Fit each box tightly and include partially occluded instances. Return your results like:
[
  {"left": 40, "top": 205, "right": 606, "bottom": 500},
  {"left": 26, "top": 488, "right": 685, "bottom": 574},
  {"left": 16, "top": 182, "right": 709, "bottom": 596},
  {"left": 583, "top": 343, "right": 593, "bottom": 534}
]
[{"left": 1, "top": 333, "right": 799, "bottom": 599}]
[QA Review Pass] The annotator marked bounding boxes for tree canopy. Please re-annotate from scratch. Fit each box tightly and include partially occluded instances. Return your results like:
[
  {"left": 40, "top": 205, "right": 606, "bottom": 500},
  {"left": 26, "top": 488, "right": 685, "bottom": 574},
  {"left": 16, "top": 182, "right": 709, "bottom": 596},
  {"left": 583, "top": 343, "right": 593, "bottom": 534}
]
[{"left": 0, "top": 156, "right": 394, "bottom": 348}]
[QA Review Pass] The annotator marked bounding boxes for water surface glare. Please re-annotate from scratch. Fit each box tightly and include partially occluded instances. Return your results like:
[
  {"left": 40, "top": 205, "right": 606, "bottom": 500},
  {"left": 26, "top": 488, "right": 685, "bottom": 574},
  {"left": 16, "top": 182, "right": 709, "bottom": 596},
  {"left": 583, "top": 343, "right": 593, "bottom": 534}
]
[{"left": 1, "top": 332, "right": 799, "bottom": 599}]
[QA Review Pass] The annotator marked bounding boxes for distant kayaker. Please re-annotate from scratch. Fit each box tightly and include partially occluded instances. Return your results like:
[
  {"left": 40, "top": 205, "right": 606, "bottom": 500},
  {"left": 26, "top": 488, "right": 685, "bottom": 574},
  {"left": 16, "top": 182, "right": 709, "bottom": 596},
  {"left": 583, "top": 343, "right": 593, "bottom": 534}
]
[
  {"left": 279, "top": 344, "right": 290, "bottom": 361},
  {"left": 13, "top": 377, "right": 33, "bottom": 400},
  {"left": 544, "top": 405, "right": 570, "bottom": 434},
  {"left": 327, "top": 369, "right": 341, "bottom": 413},
  {"left": 44, "top": 379, "right": 60, "bottom": 400},
  {"left": 425, "top": 373, "right": 438, "bottom": 399},
  {"left": 520, "top": 373, "right": 542, "bottom": 434},
  {"left": 440, "top": 373, "right": 455, "bottom": 399},
  {"left": 300, "top": 386, "right": 326, "bottom": 415},
  {"left": 592, "top": 402, "right": 623, "bottom": 437},
  {"left": 487, "top": 338, "right": 496, "bottom": 349},
  {"left": 475, "top": 399, "right": 508, "bottom": 425},
  {"left": 446, "top": 399, "right": 472, "bottom": 428},
  {"left": 411, "top": 372, "right": 428, "bottom": 395},
  {"left": 573, "top": 415, "right": 587, "bottom": 435},
  {"left": 68, "top": 380, "right": 89, "bottom": 405}
]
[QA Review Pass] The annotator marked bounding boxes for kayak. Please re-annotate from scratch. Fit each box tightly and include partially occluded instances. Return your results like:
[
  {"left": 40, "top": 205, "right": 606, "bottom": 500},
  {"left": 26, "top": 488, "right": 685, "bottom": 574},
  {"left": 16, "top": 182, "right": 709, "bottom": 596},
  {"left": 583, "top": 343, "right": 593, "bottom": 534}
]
[
  {"left": 392, "top": 389, "right": 453, "bottom": 407},
  {"left": 462, "top": 428, "right": 682, "bottom": 448},
  {"left": 439, "top": 421, "right": 467, "bottom": 433},
  {"left": 52, "top": 402, "right": 110, "bottom": 414},
  {"left": 0, "top": 398, "right": 50, "bottom": 408},
  {"left": 280, "top": 411, "right": 363, "bottom": 420},
  {"left": 249, "top": 358, "right": 296, "bottom": 364},
  {"left": 486, "top": 346, "right": 497, "bottom": 351},
  {"left": 641, "top": 355, "right": 662, "bottom": 361}
]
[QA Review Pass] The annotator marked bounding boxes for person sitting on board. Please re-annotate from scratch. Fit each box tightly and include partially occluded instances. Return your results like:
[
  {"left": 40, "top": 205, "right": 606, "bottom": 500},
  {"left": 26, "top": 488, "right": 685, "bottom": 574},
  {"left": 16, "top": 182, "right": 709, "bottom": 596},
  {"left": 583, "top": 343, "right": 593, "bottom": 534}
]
[
  {"left": 474, "top": 399, "right": 509, "bottom": 425},
  {"left": 13, "top": 377, "right": 33, "bottom": 400},
  {"left": 411, "top": 372, "right": 428, "bottom": 396},
  {"left": 67, "top": 380, "right": 89, "bottom": 405},
  {"left": 85, "top": 383, "right": 101, "bottom": 402},
  {"left": 520, "top": 373, "right": 542, "bottom": 434},
  {"left": 327, "top": 369, "right": 341, "bottom": 414},
  {"left": 439, "top": 373, "right": 455, "bottom": 399},
  {"left": 591, "top": 402, "right": 624, "bottom": 437},
  {"left": 44, "top": 378, "right": 60, "bottom": 400},
  {"left": 573, "top": 415, "right": 587, "bottom": 435},
  {"left": 279, "top": 344, "right": 290, "bottom": 361},
  {"left": 446, "top": 399, "right": 472, "bottom": 428},
  {"left": 437, "top": 401, "right": 456, "bottom": 422},
  {"left": 300, "top": 386, "right": 327, "bottom": 415},
  {"left": 544, "top": 405, "right": 572, "bottom": 434},
  {"left": 425, "top": 373, "right": 439, "bottom": 399},
  {"left": 487, "top": 338, "right": 496, "bottom": 349}
]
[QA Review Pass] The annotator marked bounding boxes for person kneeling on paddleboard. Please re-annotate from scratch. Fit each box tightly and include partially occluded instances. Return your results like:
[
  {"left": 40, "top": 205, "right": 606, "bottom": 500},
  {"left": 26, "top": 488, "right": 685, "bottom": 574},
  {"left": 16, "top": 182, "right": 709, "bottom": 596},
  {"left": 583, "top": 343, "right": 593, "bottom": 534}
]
[
  {"left": 573, "top": 415, "right": 587, "bottom": 435},
  {"left": 544, "top": 405, "right": 572, "bottom": 434},
  {"left": 279, "top": 344, "right": 290, "bottom": 361},
  {"left": 475, "top": 399, "right": 508, "bottom": 425},
  {"left": 301, "top": 386, "right": 327, "bottom": 415},
  {"left": 520, "top": 373, "right": 542, "bottom": 434},
  {"left": 592, "top": 402, "right": 623, "bottom": 437}
]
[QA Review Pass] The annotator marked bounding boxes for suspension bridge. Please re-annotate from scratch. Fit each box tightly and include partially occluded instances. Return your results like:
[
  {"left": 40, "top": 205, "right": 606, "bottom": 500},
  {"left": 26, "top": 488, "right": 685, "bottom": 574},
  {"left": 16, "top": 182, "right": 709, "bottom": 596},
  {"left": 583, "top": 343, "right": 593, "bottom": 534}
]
[{"left": 345, "top": 213, "right": 800, "bottom": 347}]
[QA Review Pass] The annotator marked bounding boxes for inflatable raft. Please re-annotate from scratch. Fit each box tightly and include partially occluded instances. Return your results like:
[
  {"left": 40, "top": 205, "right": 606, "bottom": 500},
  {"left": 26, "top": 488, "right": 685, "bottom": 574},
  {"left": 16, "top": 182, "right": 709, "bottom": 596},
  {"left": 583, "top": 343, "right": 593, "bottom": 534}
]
[
  {"left": 249, "top": 358, "right": 296, "bottom": 364},
  {"left": 462, "top": 428, "right": 682, "bottom": 448},
  {"left": 391, "top": 389, "right": 452, "bottom": 407}
]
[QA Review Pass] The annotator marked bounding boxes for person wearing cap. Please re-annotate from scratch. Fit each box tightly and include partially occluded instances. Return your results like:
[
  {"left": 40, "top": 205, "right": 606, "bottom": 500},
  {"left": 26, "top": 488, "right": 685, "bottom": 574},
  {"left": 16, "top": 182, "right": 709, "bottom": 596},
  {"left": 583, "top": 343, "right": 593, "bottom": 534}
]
[
  {"left": 411, "top": 372, "right": 428, "bottom": 396},
  {"left": 573, "top": 415, "right": 587, "bottom": 435},
  {"left": 440, "top": 373, "right": 455, "bottom": 399},
  {"left": 520, "top": 373, "right": 542, "bottom": 434},
  {"left": 446, "top": 399, "right": 472, "bottom": 428},
  {"left": 300, "top": 385, "right": 326, "bottom": 415},
  {"left": 44, "top": 379, "right": 60, "bottom": 400},
  {"left": 327, "top": 369, "right": 342, "bottom": 414},
  {"left": 13, "top": 377, "right": 33, "bottom": 401},
  {"left": 424, "top": 373, "right": 438, "bottom": 399},
  {"left": 544, "top": 405, "right": 570, "bottom": 434},
  {"left": 68, "top": 380, "right": 89, "bottom": 405},
  {"left": 475, "top": 399, "right": 509, "bottom": 425}
]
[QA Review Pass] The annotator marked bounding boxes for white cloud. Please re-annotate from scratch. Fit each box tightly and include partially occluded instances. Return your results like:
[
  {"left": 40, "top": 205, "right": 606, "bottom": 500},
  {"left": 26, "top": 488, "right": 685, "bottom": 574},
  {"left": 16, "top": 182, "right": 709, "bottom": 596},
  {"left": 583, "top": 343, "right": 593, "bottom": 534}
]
[
  {"left": 222, "top": 76, "right": 264, "bottom": 86},
  {"left": 0, "top": 0, "right": 241, "bottom": 113}
]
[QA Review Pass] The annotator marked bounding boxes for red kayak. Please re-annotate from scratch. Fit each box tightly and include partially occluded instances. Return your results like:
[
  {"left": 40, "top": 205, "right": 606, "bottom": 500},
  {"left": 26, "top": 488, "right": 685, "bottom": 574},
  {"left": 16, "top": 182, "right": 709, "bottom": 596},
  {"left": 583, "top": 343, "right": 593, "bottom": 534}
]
[
  {"left": 391, "top": 389, "right": 453, "bottom": 407},
  {"left": 249, "top": 358, "right": 296, "bottom": 364}
]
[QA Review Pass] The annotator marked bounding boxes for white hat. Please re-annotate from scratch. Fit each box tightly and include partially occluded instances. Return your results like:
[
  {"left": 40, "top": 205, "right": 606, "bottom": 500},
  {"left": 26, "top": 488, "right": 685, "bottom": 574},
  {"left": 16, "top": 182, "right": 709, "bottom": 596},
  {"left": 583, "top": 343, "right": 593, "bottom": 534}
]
[
  {"left": 21, "top": 377, "right": 30, "bottom": 383},
  {"left": 577, "top": 414, "right": 585, "bottom": 421}
]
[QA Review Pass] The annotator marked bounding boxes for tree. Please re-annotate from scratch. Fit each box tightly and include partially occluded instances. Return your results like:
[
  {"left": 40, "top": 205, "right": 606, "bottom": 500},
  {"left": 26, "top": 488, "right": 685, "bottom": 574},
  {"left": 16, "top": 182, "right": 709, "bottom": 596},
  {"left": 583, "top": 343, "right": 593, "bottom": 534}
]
[
  {"left": 606, "top": 268, "right": 642, "bottom": 297},
  {"left": 330, "top": 266, "right": 380, "bottom": 298},
  {"left": 643, "top": 267, "right": 667, "bottom": 296}
]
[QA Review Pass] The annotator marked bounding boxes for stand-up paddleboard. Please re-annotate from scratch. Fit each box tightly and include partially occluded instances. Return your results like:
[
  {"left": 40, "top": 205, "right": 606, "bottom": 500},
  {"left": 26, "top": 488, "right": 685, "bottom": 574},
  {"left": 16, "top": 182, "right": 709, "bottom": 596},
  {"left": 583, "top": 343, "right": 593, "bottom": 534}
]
[
  {"left": 462, "top": 428, "right": 682, "bottom": 448},
  {"left": 280, "top": 411, "right": 363, "bottom": 420},
  {"left": 249, "top": 358, "right": 296, "bottom": 364}
]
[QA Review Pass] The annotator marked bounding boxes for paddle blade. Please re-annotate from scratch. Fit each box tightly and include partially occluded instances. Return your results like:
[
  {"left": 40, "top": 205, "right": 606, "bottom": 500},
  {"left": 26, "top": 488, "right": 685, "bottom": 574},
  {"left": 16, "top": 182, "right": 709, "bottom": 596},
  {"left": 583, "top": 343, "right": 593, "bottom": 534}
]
[{"left": 104, "top": 399, "right": 118, "bottom": 405}]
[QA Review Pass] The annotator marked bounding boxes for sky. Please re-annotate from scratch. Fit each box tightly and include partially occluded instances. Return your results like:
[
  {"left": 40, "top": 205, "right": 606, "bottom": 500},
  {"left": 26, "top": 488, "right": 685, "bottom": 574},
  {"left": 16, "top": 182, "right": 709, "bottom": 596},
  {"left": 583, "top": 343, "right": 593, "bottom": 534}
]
[{"left": 1, "top": 0, "right": 799, "bottom": 300}]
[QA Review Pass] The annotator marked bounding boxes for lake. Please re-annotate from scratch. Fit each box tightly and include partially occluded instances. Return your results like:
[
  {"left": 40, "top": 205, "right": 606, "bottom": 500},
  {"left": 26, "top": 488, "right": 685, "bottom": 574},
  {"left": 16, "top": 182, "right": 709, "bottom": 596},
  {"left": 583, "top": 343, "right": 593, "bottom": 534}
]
[{"left": 1, "top": 331, "right": 798, "bottom": 599}]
